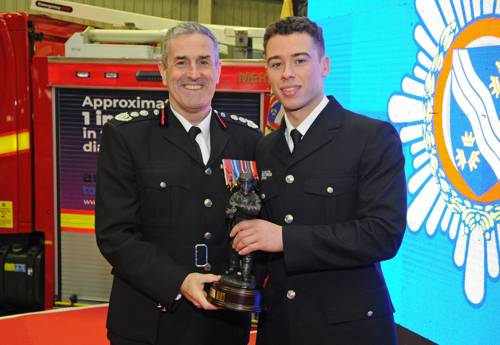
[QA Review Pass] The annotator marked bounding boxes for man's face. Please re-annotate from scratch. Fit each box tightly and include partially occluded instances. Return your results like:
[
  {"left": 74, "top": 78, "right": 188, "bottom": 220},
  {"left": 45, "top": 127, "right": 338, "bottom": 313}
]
[
  {"left": 158, "top": 33, "right": 222, "bottom": 120},
  {"left": 265, "top": 32, "right": 330, "bottom": 120}
]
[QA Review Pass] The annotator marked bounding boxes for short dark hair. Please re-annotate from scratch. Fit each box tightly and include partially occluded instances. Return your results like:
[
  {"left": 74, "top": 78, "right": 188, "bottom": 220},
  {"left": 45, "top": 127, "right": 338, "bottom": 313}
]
[
  {"left": 161, "top": 21, "right": 219, "bottom": 66},
  {"left": 264, "top": 16, "right": 325, "bottom": 58}
]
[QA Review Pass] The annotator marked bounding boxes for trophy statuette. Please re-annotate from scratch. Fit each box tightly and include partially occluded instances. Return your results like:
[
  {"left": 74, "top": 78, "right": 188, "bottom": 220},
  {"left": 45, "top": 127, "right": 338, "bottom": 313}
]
[{"left": 207, "top": 172, "right": 266, "bottom": 312}]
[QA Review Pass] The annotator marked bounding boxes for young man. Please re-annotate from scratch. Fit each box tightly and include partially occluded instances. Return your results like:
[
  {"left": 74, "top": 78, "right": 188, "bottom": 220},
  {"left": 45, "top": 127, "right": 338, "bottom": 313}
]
[
  {"left": 231, "top": 17, "right": 407, "bottom": 344},
  {"left": 95, "top": 22, "right": 262, "bottom": 345}
]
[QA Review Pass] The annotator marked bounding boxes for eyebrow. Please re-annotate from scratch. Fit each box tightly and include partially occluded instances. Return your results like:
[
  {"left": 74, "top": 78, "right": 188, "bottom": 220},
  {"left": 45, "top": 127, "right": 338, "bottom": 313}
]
[
  {"left": 266, "top": 52, "right": 311, "bottom": 63},
  {"left": 175, "top": 55, "right": 211, "bottom": 60}
]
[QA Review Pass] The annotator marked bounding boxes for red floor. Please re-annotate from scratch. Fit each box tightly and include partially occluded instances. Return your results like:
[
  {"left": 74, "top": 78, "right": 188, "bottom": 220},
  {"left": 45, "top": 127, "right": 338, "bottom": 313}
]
[{"left": 0, "top": 305, "right": 257, "bottom": 345}]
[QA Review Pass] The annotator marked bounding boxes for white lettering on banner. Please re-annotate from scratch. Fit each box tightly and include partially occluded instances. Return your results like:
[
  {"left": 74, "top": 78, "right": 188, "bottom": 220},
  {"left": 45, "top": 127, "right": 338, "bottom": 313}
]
[{"left": 81, "top": 96, "right": 166, "bottom": 110}]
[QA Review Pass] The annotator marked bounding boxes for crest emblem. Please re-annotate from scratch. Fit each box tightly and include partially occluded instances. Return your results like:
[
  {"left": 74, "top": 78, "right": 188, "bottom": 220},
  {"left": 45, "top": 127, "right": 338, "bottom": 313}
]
[{"left": 389, "top": 10, "right": 500, "bottom": 305}]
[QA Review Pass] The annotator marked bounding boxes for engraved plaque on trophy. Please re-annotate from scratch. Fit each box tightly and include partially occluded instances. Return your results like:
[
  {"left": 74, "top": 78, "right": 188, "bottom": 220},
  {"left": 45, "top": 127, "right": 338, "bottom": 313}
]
[{"left": 207, "top": 172, "right": 266, "bottom": 312}]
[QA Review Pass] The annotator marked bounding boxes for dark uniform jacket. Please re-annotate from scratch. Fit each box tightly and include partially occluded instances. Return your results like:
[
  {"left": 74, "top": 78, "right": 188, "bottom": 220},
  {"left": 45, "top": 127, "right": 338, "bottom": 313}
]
[
  {"left": 255, "top": 96, "right": 407, "bottom": 345},
  {"left": 95, "top": 105, "right": 262, "bottom": 345}
]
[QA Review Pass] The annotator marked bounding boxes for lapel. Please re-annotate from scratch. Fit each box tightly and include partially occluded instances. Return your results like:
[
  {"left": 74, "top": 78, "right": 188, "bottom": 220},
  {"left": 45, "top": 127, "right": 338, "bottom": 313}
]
[
  {"left": 269, "top": 122, "right": 293, "bottom": 166},
  {"left": 270, "top": 96, "right": 344, "bottom": 168},
  {"left": 207, "top": 112, "right": 229, "bottom": 166},
  {"left": 161, "top": 106, "right": 206, "bottom": 166}
]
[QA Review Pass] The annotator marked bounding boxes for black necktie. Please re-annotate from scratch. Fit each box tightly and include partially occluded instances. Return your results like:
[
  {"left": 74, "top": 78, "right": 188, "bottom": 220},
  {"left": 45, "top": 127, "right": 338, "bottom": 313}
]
[
  {"left": 188, "top": 126, "right": 203, "bottom": 160},
  {"left": 290, "top": 129, "right": 302, "bottom": 152}
]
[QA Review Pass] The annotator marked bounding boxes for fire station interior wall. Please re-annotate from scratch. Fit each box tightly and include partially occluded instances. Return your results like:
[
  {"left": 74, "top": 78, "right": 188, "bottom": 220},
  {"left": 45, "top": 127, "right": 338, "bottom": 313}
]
[
  {"left": 56, "top": 87, "right": 261, "bottom": 303},
  {"left": 310, "top": 1, "right": 500, "bottom": 344},
  {"left": 0, "top": 0, "right": 284, "bottom": 30}
]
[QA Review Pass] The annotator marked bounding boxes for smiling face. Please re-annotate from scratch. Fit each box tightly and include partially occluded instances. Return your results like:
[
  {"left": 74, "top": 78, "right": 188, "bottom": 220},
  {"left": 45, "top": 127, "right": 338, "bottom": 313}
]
[
  {"left": 265, "top": 32, "right": 330, "bottom": 125},
  {"left": 158, "top": 33, "right": 222, "bottom": 124}
]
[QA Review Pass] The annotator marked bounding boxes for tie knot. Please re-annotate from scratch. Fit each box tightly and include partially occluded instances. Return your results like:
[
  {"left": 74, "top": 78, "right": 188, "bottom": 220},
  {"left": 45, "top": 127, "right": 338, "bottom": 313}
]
[
  {"left": 290, "top": 129, "right": 302, "bottom": 148},
  {"left": 188, "top": 126, "right": 201, "bottom": 140}
]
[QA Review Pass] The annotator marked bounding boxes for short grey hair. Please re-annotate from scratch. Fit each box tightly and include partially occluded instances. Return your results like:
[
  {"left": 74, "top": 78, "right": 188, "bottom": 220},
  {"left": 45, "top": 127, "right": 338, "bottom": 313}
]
[{"left": 161, "top": 21, "right": 219, "bottom": 66}]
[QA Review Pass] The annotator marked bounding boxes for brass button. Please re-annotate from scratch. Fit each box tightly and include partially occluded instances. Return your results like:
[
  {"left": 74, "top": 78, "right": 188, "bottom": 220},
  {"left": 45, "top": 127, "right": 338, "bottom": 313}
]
[
  {"left": 204, "top": 199, "right": 213, "bottom": 207},
  {"left": 261, "top": 193, "right": 266, "bottom": 199},
  {"left": 204, "top": 232, "right": 212, "bottom": 240},
  {"left": 285, "top": 214, "right": 294, "bottom": 224},
  {"left": 160, "top": 182, "right": 166, "bottom": 188},
  {"left": 287, "top": 290, "right": 296, "bottom": 299},
  {"left": 205, "top": 167, "right": 212, "bottom": 175},
  {"left": 367, "top": 310, "right": 373, "bottom": 317},
  {"left": 285, "top": 175, "right": 294, "bottom": 184},
  {"left": 204, "top": 263, "right": 212, "bottom": 271},
  {"left": 327, "top": 187, "right": 333, "bottom": 193}
]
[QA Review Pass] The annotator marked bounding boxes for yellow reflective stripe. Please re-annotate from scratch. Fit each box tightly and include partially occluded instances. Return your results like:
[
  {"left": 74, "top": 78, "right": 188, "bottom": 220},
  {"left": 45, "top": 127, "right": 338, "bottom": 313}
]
[
  {"left": 0, "top": 133, "right": 17, "bottom": 155},
  {"left": 18, "top": 132, "right": 30, "bottom": 151},
  {"left": 0, "top": 131, "right": 30, "bottom": 155},
  {"left": 60, "top": 212, "right": 95, "bottom": 230}
]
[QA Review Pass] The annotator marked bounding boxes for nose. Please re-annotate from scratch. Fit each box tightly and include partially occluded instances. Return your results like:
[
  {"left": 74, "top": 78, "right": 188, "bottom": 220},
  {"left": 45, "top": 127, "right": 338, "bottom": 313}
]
[
  {"left": 187, "top": 64, "right": 201, "bottom": 80},
  {"left": 281, "top": 63, "right": 295, "bottom": 80}
]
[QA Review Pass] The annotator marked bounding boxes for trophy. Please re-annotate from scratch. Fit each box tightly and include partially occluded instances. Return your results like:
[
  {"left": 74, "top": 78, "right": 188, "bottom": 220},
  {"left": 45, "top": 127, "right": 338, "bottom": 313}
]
[{"left": 207, "top": 172, "right": 266, "bottom": 312}]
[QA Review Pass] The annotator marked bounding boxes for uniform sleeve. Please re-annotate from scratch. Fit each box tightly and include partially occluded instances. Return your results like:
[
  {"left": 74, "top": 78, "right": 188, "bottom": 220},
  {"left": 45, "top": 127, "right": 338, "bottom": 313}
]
[
  {"left": 95, "top": 121, "right": 188, "bottom": 310},
  {"left": 282, "top": 122, "right": 407, "bottom": 272}
]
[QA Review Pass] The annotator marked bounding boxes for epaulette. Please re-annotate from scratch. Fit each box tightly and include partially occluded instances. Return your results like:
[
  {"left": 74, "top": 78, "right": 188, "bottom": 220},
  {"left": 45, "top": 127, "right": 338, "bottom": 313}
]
[
  {"left": 113, "top": 108, "right": 160, "bottom": 123},
  {"left": 214, "top": 109, "right": 260, "bottom": 131}
]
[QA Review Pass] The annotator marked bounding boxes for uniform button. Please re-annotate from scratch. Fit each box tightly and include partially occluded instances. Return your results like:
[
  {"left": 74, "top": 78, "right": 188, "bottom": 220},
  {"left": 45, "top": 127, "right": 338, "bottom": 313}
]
[
  {"left": 205, "top": 167, "right": 212, "bottom": 175},
  {"left": 285, "top": 175, "right": 294, "bottom": 184},
  {"left": 204, "top": 232, "right": 212, "bottom": 239},
  {"left": 204, "top": 199, "right": 213, "bottom": 207},
  {"left": 327, "top": 187, "right": 333, "bottom": 193},
  {"left": 285, "top": 214, "right": 294, "bottom": 224},
  {"left": 157, "top": 303, "right": 163, "bottom": 309},
  {"left": 367, "top": 310, "right": 373, "bottom": 317},
  {"left": 160, "top": 182, "right": 166, "bottom": 188},
  {"left": 204, "top": 263, "right": 212, "bottom": 271},
  {"left": 261, "top": 193, "right": 266, "bottom": 199},
  {"left": 287, "top": 290, "right": 296, "bottom": 299}
]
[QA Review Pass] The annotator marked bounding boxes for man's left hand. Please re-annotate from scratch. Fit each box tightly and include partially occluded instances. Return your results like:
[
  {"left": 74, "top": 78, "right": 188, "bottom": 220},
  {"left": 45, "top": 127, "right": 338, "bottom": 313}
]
[{"left": 230, "top": 219, "right": 283, "bottom": 255}]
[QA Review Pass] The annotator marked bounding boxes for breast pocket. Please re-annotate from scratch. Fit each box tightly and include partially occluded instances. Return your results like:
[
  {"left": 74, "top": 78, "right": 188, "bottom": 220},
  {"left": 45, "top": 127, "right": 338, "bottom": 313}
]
[
  {"left": 136, "top": 167, "right": 190, "bottom": 228},
  {"left": 258, "top": 181, "right": 280, "bottom": 222},
  {"left": 304, "top": 176, "right": 357, "bottom": 224}
]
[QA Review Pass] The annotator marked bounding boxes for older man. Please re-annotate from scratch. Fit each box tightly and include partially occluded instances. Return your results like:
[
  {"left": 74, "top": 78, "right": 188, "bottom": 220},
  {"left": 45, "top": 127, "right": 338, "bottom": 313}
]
[{"left": 96, "top": 22, "right": 262, "bottom": 345}]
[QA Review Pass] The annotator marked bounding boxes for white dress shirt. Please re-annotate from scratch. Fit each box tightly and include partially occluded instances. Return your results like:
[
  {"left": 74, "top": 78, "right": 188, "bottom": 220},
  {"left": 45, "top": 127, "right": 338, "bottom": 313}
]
[
  {"left": 171, "top": 106, "right": 211, "bottom": 165},
  {"left": 284, "top": 95, "right": 329, "bottom": 153}
]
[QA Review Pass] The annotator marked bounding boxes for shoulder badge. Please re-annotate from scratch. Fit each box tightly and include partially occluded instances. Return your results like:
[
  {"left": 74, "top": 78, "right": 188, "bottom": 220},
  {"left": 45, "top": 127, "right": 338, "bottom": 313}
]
[
  {"left": 214, "top": 110, "right": 261, "bottom": 132},
  {"left": 115, "top": 112, "right": 133, "bottom": 121},
  {"left": 114, "top": 109, "right": 160, "bottom": 123},
  {"left": 247, "top": 120, "right": 259, "bottom": 129}
]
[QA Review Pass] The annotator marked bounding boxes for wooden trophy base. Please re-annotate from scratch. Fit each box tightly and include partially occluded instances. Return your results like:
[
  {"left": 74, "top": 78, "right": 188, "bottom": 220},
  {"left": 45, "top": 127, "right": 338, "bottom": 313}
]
[{"left": 207, "top": 281, "right": 266, "bottom": 313}]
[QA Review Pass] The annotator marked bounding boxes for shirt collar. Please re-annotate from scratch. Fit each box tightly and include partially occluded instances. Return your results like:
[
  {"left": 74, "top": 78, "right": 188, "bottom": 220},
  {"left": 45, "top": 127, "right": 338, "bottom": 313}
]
[
  {"left": 284, "top": 95, "right": 329, "bottom": 144},
  {"left": 171, "top": 105, "right": 212, "bottom": 142}
]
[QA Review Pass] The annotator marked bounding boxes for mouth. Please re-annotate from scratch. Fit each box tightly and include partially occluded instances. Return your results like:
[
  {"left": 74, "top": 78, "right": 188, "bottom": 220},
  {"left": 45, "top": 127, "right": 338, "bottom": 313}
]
[
  {"left": 184, "top": 84, "right": 203, "bottom": 90},
  {"left": 281, "top": 86, "right": 300, "bottom": 92}
]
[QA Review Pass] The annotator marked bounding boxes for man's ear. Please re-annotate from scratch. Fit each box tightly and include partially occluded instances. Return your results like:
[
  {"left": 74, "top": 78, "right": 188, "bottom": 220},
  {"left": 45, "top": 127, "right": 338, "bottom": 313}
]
[
  {"left": 215, "top": 59, "right": 222, "bottom": 85},
  {"left": 321, "top": 55, "right": 330, "bottom": 78},
  {"left": 158, "top": 61, "right": 168, "bottom": 86}
]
